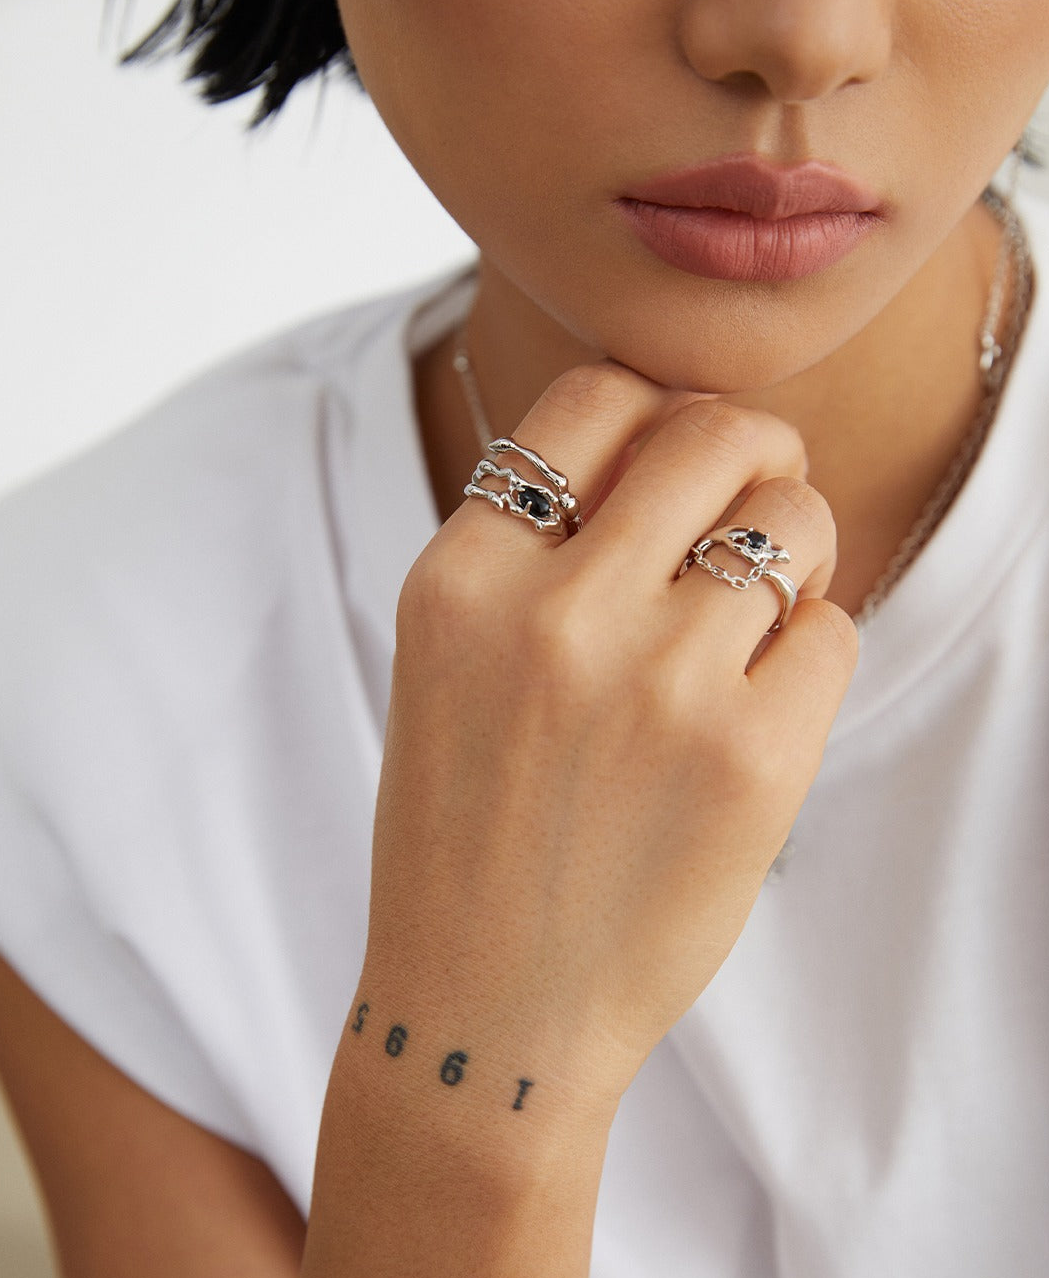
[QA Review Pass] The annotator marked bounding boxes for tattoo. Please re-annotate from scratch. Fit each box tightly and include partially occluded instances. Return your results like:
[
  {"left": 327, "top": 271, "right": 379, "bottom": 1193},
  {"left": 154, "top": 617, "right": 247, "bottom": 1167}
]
[
  {"left": 355, "top": 1001, "right": 534, "bottom": 1108},
  {"left": 513, "top": 1079, "right": 534, "bottom": 1111},
  {"left": 385, "top": 1024, "right": 409, "bottom": 1057},
  {"left": 440, "top": 1051, "right": 469, "bottom": 1086}
]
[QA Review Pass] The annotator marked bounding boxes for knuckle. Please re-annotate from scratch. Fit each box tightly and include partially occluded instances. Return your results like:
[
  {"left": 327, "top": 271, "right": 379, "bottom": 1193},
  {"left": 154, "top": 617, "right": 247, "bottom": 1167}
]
[
  {"left": 697, "top": 400, "right": 760, "bottom": 449},
  {"left": 669, "top": 400, "right": 763, "bottom": 471},
  {"left": 640, "top": 642, "right": 739, "bottom": 750},
  {"left": 666, "top": 401, "right": 808, "bottom": 480},
  {"left": 518, "top": 580, "right": 602, "bottom": 681},
  {"left": 762, "top": 475, "right": 835, "bottom": 533},
  {"left": 540, "top": 361, "right": 641, "bottom": 421},
  {"left": 710, "top": 712, "right": 787, "bottom": 797},
  {"left": 772, "top": 415, "right": 809, "bottom": 474},
  {"left": 724, "top": 710, "right": 775, "bottom": 774},
  {"left": 397, "top": 544, "right": 487, "bottom": 636},
  {"left": 800, "top": 598, "right": 860, "bottom": 665},
  {"left": 398, "top": 551, "right": 614, "bottom": 710},
  {"left": 635, "top": 651, "right": 698, "bottom": 733}
]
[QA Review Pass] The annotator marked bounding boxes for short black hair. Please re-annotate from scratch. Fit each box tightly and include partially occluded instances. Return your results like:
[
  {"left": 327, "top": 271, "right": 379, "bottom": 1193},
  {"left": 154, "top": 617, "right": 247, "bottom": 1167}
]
[{"left": 121, "top": 1, "right": 356, "bottom": 126}]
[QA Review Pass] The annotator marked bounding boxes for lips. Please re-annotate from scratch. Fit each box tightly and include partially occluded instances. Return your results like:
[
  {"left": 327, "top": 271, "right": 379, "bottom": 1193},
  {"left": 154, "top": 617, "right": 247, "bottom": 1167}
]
[{"left": 618, "top": 154, "right": 886, "bottom": 281}]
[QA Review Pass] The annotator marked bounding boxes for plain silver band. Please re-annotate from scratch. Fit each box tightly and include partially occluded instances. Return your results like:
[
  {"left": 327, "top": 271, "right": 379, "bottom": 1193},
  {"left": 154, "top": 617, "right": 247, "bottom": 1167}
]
[{"left": 762, "top": 568, "right": 798, "bottom": 632}]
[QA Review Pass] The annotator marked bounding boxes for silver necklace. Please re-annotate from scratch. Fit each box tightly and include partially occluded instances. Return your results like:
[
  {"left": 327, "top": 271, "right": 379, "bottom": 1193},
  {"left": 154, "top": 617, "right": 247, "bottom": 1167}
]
[
  {"left": 854, "top": 187, "right": 1032, "bottom": 624},
  {"left": 452, "top": 188, "right": 1033, "bottom": 625},
  {"left": 452, "top": 342, "right": 497, "bottom": 453}
]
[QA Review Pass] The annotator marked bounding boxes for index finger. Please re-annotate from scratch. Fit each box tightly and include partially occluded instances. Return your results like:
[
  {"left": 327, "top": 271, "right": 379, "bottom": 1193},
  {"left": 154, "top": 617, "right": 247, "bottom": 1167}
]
[{"left": 453, "top": 361, "right": 696, "bottom": 545}]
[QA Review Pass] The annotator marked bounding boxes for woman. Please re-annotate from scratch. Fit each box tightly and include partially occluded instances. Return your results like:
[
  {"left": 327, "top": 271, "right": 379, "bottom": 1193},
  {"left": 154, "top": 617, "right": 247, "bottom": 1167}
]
[{"left": 1, "top": 1, "right": 1048, "bottom": 1274}]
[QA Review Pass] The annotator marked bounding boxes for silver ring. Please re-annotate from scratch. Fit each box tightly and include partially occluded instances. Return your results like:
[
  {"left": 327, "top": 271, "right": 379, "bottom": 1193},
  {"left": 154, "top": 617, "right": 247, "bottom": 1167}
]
[
  {"left": 757, "top": 567, "right": 798, "bottom": 633},
  {"left": 679, "top": 526, "right": 797, "bottom": 633},
  {"left": 464, "top": 437, "right": 583, "bottom": 536}
]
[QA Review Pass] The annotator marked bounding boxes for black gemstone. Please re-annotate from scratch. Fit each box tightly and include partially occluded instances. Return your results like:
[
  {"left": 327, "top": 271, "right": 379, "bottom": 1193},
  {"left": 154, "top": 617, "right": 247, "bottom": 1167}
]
[
  {"left": 745, "top": 530, "right": 767, "bottom": 551},
  {"left": 516, "top": 485, "right": 552, "bottom": 519}
]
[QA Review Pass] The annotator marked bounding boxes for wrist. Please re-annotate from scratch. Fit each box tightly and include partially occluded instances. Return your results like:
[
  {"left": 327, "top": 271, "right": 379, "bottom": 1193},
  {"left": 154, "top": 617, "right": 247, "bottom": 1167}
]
[
  {"left": 304, "top": 988, "right": 617, "bottom": 1277},
  {"left": 329, "top": 974, "right": 624, "bottom": 1155}
]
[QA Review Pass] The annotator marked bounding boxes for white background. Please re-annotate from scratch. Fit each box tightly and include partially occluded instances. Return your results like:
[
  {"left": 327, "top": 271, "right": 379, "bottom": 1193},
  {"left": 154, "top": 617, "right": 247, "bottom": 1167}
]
[{"left": 1, "top": 0, "right": 474, "bottom": 499}]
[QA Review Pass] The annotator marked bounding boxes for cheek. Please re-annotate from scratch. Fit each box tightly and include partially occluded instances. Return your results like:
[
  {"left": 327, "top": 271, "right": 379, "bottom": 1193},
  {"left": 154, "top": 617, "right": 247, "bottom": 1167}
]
[
  {"left": 335, "top": 1, "right": 546, "bottom": 158},
  {"left": 334, "top": 0, "right": 636, "bottom": 224},
  {"left": 878, "top": 4, "right": 1049, "bottom": 275},
  {"left": 901, "top": 2, "right": 1049, "bottom": 169},
  {"left": 336, "top": 0, "right": 1049, "bottom": 393}
]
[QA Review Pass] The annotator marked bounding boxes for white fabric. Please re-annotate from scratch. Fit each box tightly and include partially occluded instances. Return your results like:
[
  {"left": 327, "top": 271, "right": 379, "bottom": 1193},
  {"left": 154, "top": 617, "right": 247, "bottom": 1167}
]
[{"left": 2, "top": 197, "right": 1048, "bottom": 1274}]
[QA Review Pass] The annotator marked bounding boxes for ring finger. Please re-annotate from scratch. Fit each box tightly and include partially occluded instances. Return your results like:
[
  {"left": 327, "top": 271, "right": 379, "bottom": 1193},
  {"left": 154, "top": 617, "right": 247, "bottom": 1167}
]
[{"left": 674, "top": 475, "right": 838, "bottom": 652}]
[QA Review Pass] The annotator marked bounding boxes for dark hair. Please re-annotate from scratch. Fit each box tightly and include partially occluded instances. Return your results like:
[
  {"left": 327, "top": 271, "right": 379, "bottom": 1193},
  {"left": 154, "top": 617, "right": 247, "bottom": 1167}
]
[{"left": 121, "top": 1, "right": 356, "bottom": 126}]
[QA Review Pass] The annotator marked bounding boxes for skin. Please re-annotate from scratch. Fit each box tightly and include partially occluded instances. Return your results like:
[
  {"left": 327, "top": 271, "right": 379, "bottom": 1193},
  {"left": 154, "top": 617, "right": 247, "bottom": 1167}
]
[
  {"left": 3, "top": 2, "right": 1049, "bottom": 1275},
  {"left": 343, "top": 0, "right": 1049, "bottom": 611}
]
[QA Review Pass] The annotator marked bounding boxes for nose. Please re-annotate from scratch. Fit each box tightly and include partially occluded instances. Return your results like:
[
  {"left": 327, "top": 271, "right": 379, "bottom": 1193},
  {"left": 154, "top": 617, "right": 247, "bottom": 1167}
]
[{"left": 677, "top": 0, "right": 892, "bottom": 103}]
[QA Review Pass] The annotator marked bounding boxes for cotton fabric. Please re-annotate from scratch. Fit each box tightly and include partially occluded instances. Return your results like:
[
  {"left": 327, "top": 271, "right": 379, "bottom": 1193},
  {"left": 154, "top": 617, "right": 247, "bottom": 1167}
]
[{"left": 2, "top": 199, "right": 1048, "bottom": 1276}]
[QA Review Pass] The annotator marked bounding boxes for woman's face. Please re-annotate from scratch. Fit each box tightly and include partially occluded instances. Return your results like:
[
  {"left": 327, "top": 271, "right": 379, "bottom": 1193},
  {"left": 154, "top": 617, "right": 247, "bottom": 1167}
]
[{"left": 337, "top": 0, "right": 1049, "bottom": 392}]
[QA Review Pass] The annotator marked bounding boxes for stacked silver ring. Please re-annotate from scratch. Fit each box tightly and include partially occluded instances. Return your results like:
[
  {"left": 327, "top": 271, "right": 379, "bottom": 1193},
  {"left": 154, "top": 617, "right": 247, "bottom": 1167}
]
[
  {"left": 464, "top": 437, "right": 583, "bottom": 536},
  {"left": 679, "top": 526, "right": 798, "bottom": 632},
  {"left": 465, "top": 445, "right": 795, "bottom": 633}
]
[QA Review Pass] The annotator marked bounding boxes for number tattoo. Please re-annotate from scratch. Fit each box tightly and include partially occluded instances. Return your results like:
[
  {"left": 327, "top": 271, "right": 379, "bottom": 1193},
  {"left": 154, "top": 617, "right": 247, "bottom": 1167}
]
[
  {"left": 359, "top": 1006, "right": 533, "bottom": 1108},
  {"left": 440, "top": 1051, "right": 469, "bottom": 1086},
  {"left": 385, "top": 1024, "right": 409, "bottom": 1058},
  {"left": 513, "top": 1079, "right": 534, "bottom": 1111}
]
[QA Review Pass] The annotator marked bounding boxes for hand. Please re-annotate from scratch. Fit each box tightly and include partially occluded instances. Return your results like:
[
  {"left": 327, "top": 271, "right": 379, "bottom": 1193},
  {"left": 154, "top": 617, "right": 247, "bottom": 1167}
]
[{"left": 362, "top": 361, "right": 857, "bottom": 1121}]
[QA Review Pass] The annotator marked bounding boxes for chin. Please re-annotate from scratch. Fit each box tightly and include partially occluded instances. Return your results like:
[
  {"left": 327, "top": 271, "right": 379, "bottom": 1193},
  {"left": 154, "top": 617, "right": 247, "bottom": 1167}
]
[
  {"left": 557, "top": 273, "right": 872, "bottom": 398},
  {"left": 599, "top": 326, "right": 830, "bottom": 397}
]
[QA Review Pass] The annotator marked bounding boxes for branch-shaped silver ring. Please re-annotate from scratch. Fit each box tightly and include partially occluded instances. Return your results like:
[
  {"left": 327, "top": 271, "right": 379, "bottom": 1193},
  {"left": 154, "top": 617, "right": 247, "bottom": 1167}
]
[{"left": 464, "top": 437, "right": 583, "bottom": 536}]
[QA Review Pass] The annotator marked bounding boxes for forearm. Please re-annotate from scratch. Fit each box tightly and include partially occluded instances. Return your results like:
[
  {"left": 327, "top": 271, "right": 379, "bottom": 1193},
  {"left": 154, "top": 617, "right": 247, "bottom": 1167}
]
[
  {"left": 301, "top": 982, "right": 616, "bottom": 1278},
  {"left": 300, "top": 373, "right": 857, "bottom": 1276}
]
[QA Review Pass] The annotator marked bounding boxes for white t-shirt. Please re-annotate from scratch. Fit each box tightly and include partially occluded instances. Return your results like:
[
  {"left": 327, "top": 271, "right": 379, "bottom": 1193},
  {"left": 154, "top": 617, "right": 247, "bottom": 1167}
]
[{"left": 2, "top": 197, "right": 1048, "bottom": 1277}]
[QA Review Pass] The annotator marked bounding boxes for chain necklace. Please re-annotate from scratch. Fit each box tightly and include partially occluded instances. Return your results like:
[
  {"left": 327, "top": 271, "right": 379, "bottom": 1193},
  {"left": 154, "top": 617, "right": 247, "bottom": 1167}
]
[
  {"left": 453, "top": 188, "right": 1034, "bottom": 625},
  {"left": 854, "top": 188, "right": 1033, "bottom": 624}
]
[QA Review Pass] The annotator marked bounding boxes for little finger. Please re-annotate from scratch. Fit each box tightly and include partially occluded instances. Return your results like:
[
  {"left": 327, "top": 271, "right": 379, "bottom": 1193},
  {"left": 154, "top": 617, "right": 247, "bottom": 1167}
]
[{"left": 746, "top": 597, "right": 859, "bottom": 743}]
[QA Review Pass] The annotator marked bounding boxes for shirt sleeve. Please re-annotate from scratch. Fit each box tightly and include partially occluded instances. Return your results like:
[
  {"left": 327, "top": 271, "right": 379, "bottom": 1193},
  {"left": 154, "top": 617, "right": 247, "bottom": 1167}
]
[
  {"left": 0, "top": 758, "right": 254, "bottom": 1148},
  {"left": 0, "top": 355, "right": 334, "bottom": 1154}
]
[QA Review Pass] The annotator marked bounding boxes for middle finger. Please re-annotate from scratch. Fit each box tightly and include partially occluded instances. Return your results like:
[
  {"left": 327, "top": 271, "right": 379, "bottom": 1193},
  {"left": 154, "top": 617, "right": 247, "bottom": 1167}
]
[{"left": 578, "top": 398, "right": 809, "bottom": 581}]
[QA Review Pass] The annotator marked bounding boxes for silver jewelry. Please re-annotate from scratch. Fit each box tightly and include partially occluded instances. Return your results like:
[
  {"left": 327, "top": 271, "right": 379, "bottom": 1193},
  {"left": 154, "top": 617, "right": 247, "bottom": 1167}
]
[
  {"left": 979, "top": 149, "right": 1025, "bottom": 380},
  {"left": 464, "top": 437, "right": 583, "bottom": 535},
  {"left": 452, "top": 183, "right": 1033, "bottom": 622},
  {"left": 453, "top": 330, "right": 496, "bottom": 451},
  {"left": 679, "top": 527, "right": 798, "bottom": 632},
  {"left": 854, "top": 179, "right": 1033, "bottom": 625}
]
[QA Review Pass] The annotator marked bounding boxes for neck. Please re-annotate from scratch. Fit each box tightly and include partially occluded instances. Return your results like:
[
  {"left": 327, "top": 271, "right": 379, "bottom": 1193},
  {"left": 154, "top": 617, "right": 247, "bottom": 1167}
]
[{"left": 415, "top": 197, "right": 1011, "bottom": 615}]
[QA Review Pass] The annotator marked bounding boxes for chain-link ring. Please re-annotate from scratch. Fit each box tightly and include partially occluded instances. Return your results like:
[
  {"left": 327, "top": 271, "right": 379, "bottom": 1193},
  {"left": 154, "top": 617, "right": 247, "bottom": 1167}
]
[{"left": 679, "top": 527, "right": 797, "bottom": 632}]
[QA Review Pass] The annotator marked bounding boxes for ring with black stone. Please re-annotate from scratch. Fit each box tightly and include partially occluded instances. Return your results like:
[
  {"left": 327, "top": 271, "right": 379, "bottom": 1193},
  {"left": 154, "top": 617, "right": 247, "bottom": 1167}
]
[
  {"left": 464, "top": 437, "right": 583, "bottom": 536},
  {"left": 679, "top": 526, "right": 797, "bottom": 633}
]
